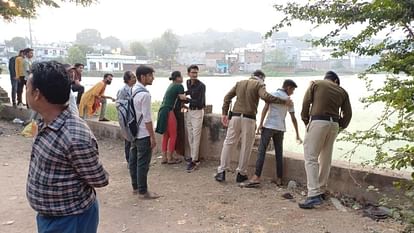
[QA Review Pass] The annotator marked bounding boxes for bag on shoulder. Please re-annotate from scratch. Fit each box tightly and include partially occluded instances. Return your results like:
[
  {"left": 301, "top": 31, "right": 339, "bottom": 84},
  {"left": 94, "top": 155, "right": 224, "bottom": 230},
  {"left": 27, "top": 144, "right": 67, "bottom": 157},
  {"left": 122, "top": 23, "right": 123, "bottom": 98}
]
[{"left": 116, "top": 87, "right": 148, "bottom": 141}]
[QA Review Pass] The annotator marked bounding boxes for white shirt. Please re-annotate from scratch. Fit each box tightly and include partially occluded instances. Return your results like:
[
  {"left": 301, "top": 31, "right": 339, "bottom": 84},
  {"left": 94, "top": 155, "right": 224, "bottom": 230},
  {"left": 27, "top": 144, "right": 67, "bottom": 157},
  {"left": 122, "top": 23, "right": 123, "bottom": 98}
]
[
  {"left": 132, "top": 82, "right": 152, "bottom": 139},
  {"left": 263, "top": 89, "right": 294, "bottom": 132}
]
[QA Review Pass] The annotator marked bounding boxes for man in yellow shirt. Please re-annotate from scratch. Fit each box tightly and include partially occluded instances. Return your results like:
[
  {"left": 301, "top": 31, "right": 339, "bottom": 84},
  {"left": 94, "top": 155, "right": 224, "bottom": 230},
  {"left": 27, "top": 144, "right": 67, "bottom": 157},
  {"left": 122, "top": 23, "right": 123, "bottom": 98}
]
[
  {"left": 15, "top": 50, "right": 25, "bottom": 106},
  {"left": 79, "top": 73, "right": 115, "bottom": 121}
]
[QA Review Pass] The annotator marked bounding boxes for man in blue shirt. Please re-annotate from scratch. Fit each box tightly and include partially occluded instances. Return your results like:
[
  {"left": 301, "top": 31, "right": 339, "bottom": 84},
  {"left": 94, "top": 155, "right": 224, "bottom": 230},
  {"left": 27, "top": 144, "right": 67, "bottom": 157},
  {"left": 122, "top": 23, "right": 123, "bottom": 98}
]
[{"left": 242, "top": 79, "right": 302, "bottom": 187}]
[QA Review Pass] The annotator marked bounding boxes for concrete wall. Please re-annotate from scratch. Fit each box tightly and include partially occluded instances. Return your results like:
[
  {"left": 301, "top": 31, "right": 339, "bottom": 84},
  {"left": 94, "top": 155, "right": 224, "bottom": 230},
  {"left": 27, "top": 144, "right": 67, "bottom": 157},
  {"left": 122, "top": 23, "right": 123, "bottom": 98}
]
[{"left": 0, "top": 104, "right": 409, "bottom": 202}]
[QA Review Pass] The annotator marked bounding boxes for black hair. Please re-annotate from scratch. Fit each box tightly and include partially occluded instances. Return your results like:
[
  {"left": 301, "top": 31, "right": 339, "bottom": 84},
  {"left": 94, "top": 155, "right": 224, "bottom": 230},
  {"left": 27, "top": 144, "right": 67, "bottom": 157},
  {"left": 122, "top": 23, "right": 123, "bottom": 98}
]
[
  {"left": 24, "top": 48, "right": 33, "bottom": 55},
  {"left": 30, "top": 61, "right": 71, "bottom": 105},
  {"left": 74, "top": 63, "right": 84, "bottom": 68},
  {"left": 252, "top": 70, "right": 265, "bottom": 79},
  {"left": 324, "top": 71, "right": 340, "bottom": 85},
  {"left": 62, "top": 63, "right": 72, "bottom": 71},
  {"left": 103, "top": 73, "right": 113, "bottom": 79},
  {"left": 169, "top": 71, "right": 182, "bottom": 81},
  {"left": 283, "top": 79, "right": 298, "bottom": 88},
  {"left": 187, "top": 64, "right": 199, "bottom": 73},
  {"left": 123, "top": 71, "right": 135, "bottom": 84},
  {"left": 136, "top": 65, "right": 155, "bottom": 82}
]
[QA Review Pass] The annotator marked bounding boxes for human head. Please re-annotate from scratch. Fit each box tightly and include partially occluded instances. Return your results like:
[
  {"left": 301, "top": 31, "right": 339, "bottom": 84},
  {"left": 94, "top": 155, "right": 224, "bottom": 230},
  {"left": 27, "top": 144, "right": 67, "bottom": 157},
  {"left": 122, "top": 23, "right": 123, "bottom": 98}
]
[
  {"left": 324, "top": 71, "right": 340, "bottom": 86},
  {"left": 282, "top": 79, "right": 298, "bottom": 96},
  {"left": 26, "top": 61, "right": 71, "bottom": 112},
  {"left": 136, "top": 65, "right": 155, "bottom": 86},
  {"left": 24, "top": 48, "right": 34, "bottom": 59},
  {"left": 252, "top": 70, "right": 265, "bottom": 80},
  {"left": 123, "top": 70, "right": 137, "bottom": 87},
  {"left": 187, "top": 64, "right": 199, "bottom": 80},
  {"left": 74, "top": 63, "right": 84, "bottom": 73},
  {"left": 18, "top": 50, "right": 24, "bottom": 56},
  {"left": 103, "top": 73, "right": 113, "bottom": 85},
  {"left": 169, "top": 71, "right": 183, "bottom": 84}
]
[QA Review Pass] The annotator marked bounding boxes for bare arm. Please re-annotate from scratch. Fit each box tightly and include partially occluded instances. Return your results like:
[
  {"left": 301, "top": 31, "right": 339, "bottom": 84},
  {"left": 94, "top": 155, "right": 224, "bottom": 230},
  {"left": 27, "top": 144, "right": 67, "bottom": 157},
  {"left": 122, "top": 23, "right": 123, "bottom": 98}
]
[
  {"left": 289, "top": 112, "right": 302, "bottom": 143},
  {"left": 257, "top": 103, "right": 269, "bottom": 134},
  {"left": 145, "top": 122, "right": 156, "bottom": 149}
]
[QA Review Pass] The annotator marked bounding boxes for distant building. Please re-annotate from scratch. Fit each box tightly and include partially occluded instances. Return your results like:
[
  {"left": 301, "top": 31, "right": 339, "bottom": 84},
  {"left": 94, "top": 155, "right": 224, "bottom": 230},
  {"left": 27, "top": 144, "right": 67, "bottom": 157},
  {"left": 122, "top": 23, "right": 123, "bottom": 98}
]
[
  {"left": 86, "top": 54, "right": 149, "bottom": 72},
  {"left": 244, "top": 50, "right": 264, "bottom": 72},
  {"left": 34, "top": 44, "right": 68, "bottom": 61}
]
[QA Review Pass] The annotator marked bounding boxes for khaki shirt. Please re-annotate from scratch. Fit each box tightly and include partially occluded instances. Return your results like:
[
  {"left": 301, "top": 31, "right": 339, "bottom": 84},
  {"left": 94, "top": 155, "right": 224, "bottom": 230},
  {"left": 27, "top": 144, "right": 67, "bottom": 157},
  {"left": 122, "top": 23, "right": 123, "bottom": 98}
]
[
  {"left": 301, "top": 80, "right": 352, "bottom": 129},
  {"left": 222, "top": 77, "right": 286, "bottom": 116},
  {"left": 15, "top": 56, "right": 24, "bottom": 77}
]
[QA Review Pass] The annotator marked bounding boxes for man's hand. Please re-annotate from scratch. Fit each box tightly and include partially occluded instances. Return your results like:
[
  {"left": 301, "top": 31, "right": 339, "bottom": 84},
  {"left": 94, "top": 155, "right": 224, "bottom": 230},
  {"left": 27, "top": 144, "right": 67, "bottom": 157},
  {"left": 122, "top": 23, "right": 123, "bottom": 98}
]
[
  {"left": 256, "top": 124, "right": 263, "bottom": 135},
  {"left": 150, "top": 136, "right": 156, "bottom": 149},
  {"left": 296, "top": 136, "right": 303, "bottom": 144},
  {"left": 221, "top": 115, "right": 229, "bottom": 127}
]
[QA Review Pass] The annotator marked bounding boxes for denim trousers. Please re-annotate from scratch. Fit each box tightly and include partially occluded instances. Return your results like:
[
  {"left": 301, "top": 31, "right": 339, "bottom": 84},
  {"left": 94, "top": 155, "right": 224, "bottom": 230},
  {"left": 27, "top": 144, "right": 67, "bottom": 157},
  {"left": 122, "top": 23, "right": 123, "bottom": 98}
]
[
  {"left": 129, "top": 136, "right": 152, "bottom": 194},
  {"left": 10, "top": 76, "right": 17, "bottom": 104},
  {"left": 36, "top": 199, "right": 99, "bottom": 233},
  {"left": 255, "top": 127, "right": 284, "bottom": 178},
  {"left": 124, "top": 140, "right": 131, "bottom": 164}
]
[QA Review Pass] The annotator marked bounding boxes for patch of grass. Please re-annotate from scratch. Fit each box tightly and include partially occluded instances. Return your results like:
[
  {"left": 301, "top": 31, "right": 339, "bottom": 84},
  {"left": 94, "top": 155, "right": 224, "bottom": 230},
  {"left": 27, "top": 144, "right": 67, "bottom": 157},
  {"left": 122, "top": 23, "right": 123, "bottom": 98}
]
[{"left": 105, "top": 101, "right": 161, "bottom": 122}]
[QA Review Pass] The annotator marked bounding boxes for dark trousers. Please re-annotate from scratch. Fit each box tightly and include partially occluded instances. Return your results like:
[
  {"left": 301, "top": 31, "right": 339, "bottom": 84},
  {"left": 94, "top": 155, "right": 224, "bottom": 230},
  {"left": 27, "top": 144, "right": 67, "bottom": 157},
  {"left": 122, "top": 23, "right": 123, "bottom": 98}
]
[
  {"left": 255, "top": 127, "right": 284, "bottom": 178},
  {"left": 129, "top": 137, "right": 152, "bottom": 194},
  {"left": 71, "top": 83, "right": 84, "bottom": 105},
  {"left": 16, "top": 76, "right": 26, "bottom": 104},
  {"left": 10, "top": 76, "right": 18, "bottom": 104},
  {"left": 36, "top": 199, "right": 99, "bottom": 233},
  {"left": 124, "top": 140, "right": 131, "bottom": 164},
  {"left": 174, "top": 109, "right": 185, "bottom": 156}
]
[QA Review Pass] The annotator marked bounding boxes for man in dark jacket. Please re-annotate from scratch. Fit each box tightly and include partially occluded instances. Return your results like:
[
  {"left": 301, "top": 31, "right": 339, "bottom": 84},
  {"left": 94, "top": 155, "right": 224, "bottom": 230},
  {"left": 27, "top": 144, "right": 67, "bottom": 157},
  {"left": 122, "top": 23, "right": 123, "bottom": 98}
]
[{"left": 8, "top": 54, "right": 18, "bottom": 107}]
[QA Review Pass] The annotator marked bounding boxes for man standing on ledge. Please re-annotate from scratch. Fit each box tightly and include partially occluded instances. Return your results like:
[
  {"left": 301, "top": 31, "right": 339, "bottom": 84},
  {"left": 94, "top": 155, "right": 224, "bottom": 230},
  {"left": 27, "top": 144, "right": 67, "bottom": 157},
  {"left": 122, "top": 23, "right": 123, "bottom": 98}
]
[
  {"left": 299, "top": 71, "right": 352, "bottom": 209},
  {"left": 185, "top": 64, "right": 206, "bottom": 172},
  {"left": 215, "top": 70, "right": 292, "bottom": 183},
  {"left": 26, "top": 61, "right": 109, "bottom": 233}
]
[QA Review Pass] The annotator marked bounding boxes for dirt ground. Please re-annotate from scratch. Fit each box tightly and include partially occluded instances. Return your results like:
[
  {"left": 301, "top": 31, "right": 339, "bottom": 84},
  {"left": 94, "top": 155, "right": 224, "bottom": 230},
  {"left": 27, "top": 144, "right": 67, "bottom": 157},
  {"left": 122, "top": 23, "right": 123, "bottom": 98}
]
[{"left": 0, "top": 120, "right": 406, "bottom": 233}]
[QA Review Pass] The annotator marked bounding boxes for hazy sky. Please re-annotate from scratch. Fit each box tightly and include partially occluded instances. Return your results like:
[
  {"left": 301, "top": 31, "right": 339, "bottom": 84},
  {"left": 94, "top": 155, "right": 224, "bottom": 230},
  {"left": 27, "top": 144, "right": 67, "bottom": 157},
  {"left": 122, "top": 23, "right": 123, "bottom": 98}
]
[{"left": 0, "top": 0, "right": 317, "bottom": 43}]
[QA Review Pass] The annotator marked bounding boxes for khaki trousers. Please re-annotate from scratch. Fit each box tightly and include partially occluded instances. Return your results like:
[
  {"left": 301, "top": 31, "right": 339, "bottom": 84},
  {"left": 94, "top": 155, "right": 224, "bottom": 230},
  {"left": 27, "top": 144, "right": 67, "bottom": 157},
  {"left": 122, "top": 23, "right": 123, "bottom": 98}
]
[
  {"left": 303, "top": 120, "right": 339, "bottom": 197},
  {"left": 186, "top": 109, "right": 204, "bottom": 161},
  {"left": 217, "top": 116, "right": 256, "bottom": 175}
]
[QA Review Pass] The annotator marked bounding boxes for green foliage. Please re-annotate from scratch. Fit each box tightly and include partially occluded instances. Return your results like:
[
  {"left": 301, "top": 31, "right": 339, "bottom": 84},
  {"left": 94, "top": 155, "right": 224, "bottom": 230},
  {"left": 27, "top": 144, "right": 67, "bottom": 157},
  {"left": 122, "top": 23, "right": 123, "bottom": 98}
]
[
  {"left": 67, "top": 45, "right": 86, "bottom": 65},
  {"left": 1, "top": 0, "right": 95, "bottom": 21},
  {"left": 76, "top": 28, "right": 102, "bottom": 47},
  {"left": 150, "top": 30, "right": 179, "bottom": 68},
  {"left": 129, "top": 41, "right": 147, "bottom": 57},
  {"left": 265, "top": 48, "right": 295, "bottom": 66},
  {"left": 102, "top": 36, "right": 122, "bottom": 50},
  {"left": 5, "top": 37, "right": 27, "bottom": 51},
  {"left": 269, "top": 0, "right": 414, "bottom": 226},
  {"left": 202, "top": 39, "right": 234, "bottom": 52}
]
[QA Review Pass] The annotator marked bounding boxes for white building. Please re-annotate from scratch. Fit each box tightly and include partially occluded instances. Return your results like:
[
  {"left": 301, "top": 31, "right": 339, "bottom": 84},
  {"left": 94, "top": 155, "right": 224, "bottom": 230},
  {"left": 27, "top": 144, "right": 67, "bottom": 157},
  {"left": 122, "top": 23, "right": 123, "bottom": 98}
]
[
  {"left": 86, "top": 54, "right": 149, "bottom": 71},
  {"left": 34, "top": 44, "right": 69, "bottom": 61}
]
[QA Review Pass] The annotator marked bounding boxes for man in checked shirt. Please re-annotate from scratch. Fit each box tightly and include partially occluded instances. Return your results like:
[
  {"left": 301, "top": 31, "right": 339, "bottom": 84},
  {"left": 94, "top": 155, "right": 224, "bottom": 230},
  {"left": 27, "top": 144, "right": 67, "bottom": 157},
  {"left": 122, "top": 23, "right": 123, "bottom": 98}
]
[{"left": 25, "top": 61, "right": 109, "bottom": 233}]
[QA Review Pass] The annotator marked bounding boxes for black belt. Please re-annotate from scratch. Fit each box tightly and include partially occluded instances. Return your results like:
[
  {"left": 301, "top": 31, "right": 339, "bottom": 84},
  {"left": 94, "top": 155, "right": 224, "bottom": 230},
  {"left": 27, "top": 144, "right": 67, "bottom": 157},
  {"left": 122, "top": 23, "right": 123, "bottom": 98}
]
[
  {"left": 189, "top": 106, "right": 203, "bottom": 110},
  {"left": 311, "top": 115, "right": 339, "bottom": 122},
  {"left": 232, "top": 112, "right": 256, "bottom": 120}
]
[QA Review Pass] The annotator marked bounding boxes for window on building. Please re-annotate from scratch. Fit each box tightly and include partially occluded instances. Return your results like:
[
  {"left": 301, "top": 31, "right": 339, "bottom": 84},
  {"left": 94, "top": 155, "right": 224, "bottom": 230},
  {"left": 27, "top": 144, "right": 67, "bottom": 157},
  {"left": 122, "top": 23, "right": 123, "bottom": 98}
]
[
  {"left": 53, "top": 50, "right": 57, "bottom": 55},
  {"left": 60, "top": 50, "right": 64, "bottom": 56},
  {"left": 105, "top": 62, "right": 108, "bottom": 68},
  {"left": 114, "top": 63, "right": 118, "bottom": 68},
  {"left": 44, "top": 50, "right": 48, "bottom": 55}
]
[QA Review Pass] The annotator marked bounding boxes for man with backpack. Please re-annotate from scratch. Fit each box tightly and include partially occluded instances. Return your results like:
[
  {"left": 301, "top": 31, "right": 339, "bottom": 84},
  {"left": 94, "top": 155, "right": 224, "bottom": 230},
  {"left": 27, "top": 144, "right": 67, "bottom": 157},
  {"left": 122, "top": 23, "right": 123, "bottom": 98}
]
[{"left": 128, "top": 65, "right": 160, "bottom": 199}]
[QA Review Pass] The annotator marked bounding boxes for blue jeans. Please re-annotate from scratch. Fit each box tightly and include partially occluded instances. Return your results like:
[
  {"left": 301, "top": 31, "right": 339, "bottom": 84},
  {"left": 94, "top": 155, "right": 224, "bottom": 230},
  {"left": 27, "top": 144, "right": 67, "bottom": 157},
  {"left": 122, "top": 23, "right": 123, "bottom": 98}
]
[
  {"left": 10, "top": 76, "right": 17, "bottom": 104},
  {"left": 255, "top": 127, "right": 284, "bottom": 178},
  {"left": 36, "top": 199, "right": 99, "bottom": 233},
  {"left": 124, "top": 140, "right": 131, "bottom": 164},
  {"left": 129, "top": 136, "right": 152, "bottom": 194}
]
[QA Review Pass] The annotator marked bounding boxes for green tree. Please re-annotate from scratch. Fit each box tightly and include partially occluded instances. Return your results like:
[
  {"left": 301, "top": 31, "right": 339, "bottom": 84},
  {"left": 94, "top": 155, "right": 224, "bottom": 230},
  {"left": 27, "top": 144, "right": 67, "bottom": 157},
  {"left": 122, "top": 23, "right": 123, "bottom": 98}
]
[
  {"left": 0, "top": 0, "right": 95, "bottom": 21},
  {"left": 102, "top": 36, "right": 122, "bottom": 50},
  {"left": 67, "top": 45, "right": 86, "bottom": 65},
  {"left": 269, "top": 0, "right": 414, "bottom": 227},
  {"left": 76, "top": 28, "right": 101, "bottom": 47},
  {"left": 150, "top": 30, "right": 179, "bottom": 67},
  {"left": 129, "top": 41, "right": 147, "bottom": 57},
  {"left": 202, "top": 39, "right": 234, "bottom": 52},
  {"left": 265, "top": 48, "right": 295, "bottom": 66},
  {"left": 5, "top": 37, "right": 27, "bottom": 51}
]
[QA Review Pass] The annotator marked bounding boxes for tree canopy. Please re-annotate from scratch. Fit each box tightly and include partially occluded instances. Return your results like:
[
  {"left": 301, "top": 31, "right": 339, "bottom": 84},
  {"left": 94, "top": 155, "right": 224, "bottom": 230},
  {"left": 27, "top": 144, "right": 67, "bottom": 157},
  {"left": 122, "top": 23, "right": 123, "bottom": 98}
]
[
  {"left": 269, "top": 0, "right": 413, "bottom": 226},
  {"left": 129, "top": 41, "right": 147, "bottom": 58},
  {"left": 5, "top": 36, "right": 27, "bottom": 52},
  {"left": 0, "top": 0, "right": 95, "bottom": 21},
  {"left": 76, "top": 28, "right": 102, "bottom": 47},
  {"left": 150, "top": 30, "right": 179, "bottom": 68},
  {"left": 102, "top": 36, "right": 123, "bottom": 50}
]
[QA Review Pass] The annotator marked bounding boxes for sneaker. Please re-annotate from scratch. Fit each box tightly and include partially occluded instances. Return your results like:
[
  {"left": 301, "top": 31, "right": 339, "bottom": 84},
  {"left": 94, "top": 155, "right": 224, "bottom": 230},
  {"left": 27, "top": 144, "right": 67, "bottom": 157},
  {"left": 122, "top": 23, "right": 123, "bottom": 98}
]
[
  {"left": 138, "top": 191, "right": 160, "bottom": 200},
  {"left": 236, "top": 173, "right": 248, "bottom": 183},
  {"left": 214, "top": 171, "right": 226, "bottom": 182},
  {"left": 298, "top": 195, "right": 323, "bottom": 209},
  {"left": 186, "top": 160, "right": 199, "bottom": 173},
  {"left": 99, "top": 118, "right": 110, "bottom": 122},
  {"left": 12, "top": 103, "right": 17, "bottom": 108}
]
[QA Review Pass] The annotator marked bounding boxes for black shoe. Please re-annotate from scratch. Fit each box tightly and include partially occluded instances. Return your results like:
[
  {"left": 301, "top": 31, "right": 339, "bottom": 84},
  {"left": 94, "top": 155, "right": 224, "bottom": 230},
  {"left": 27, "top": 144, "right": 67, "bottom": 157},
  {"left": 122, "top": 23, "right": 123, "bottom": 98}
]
[
  {"left": 215, "top": 171, "right": 225, "bottom": 182},
  {"left": 236, "top": 173, "right": 248, "bottom": 183},
  {"left": 99, "top": 118, "right": 110, "bottom": 122},
  {"left": 320, "top": 192, "right": 329, "bottom": 200},
  {"left": 186, "top": 160, "right": 199, "bottom": 173},
  {"left": 298, "top": 195, "right": 323, "bottom": 209}
]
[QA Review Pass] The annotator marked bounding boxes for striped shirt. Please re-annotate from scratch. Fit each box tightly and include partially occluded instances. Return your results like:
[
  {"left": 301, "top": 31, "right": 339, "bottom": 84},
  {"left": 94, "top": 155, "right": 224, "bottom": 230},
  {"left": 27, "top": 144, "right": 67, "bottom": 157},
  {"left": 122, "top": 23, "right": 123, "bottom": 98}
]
[{"left": 26, "top": 109, "right": 109, "bottom": 216}]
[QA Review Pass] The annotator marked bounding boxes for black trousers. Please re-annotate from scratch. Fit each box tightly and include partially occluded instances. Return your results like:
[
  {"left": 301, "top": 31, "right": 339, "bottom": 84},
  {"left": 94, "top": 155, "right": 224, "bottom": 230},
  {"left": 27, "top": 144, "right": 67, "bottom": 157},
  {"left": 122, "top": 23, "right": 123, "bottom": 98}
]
[
  {"left": 255, "top": 127, "right": 284, "bottom": 178},
  {"left": 17, "top": 76, "right": 26, "bottom": 104},
  {"left": 71, "top": 83, "right": 84, "bottom": 105}
]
